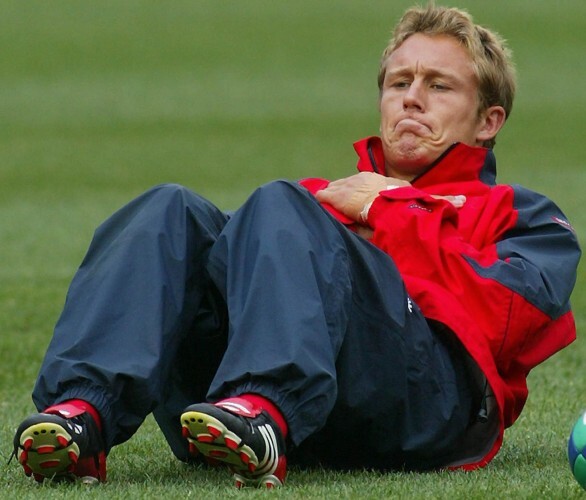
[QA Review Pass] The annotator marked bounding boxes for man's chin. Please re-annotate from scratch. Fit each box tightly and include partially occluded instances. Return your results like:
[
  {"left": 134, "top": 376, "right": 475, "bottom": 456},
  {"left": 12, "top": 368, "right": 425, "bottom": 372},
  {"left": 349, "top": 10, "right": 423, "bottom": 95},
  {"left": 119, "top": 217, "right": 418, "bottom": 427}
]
[{"left": 384, "top": 143, "right": 438, "bottom": 177}]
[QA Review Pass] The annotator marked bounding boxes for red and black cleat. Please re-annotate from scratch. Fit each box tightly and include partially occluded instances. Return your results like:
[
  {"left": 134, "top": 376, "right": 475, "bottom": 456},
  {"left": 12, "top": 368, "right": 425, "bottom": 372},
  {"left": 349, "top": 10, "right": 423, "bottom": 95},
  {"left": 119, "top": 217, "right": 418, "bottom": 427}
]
[
  {"left": 13, "top": 404, "right": 106, "bottom": 484},
  {"left": 181, "top": 398, "right": 287, "bottom": 488}
]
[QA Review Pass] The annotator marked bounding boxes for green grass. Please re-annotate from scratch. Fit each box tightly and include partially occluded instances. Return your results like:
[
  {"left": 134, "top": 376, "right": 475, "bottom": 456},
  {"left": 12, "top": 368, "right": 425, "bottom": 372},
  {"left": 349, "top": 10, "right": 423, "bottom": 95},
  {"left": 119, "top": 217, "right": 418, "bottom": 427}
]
[{"left": 1, "top": 0, "right": 585, "bottom": 497}]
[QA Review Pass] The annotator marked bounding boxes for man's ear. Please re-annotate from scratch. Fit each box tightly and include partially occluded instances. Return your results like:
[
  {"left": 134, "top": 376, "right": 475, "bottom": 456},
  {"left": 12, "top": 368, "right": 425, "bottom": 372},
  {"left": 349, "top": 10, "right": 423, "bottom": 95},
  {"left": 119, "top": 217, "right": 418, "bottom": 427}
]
[{"left": 476, "top": 105, "right": 507, "bottom": 144}]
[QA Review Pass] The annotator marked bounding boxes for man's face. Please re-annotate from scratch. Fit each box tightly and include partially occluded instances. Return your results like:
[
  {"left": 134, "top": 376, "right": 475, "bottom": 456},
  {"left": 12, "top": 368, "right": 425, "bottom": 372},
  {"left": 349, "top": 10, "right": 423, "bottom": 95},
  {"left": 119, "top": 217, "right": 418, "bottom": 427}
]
[{"left": 379, "top": 33, "right": 486, "bottom": 180}]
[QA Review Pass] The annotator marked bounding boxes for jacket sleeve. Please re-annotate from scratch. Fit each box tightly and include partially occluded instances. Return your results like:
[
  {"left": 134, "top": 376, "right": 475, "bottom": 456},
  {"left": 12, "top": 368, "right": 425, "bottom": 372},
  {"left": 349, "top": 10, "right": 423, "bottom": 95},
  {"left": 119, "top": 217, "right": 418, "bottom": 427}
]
[{"left": 366, "top": 184, "right": 580, "bottom": 375}]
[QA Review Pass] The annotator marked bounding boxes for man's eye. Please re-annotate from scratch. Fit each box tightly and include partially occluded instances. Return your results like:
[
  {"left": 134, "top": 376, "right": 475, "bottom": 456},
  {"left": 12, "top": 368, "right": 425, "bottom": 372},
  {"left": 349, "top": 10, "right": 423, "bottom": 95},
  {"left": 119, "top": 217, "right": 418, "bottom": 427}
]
[
  {"left": 431, "top": 83, "right": 448, "bottom": 90},
  {"left": 391, "top": 81, "right": 410, "bottom": 88}
]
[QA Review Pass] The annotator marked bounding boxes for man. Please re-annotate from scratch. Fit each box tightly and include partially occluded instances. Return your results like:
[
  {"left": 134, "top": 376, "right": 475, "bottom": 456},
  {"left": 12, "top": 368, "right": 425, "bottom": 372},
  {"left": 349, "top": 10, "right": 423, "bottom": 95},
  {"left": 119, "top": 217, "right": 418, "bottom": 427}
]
[{"left": 12, "top": 4, "right": 580, "bottom": 488}]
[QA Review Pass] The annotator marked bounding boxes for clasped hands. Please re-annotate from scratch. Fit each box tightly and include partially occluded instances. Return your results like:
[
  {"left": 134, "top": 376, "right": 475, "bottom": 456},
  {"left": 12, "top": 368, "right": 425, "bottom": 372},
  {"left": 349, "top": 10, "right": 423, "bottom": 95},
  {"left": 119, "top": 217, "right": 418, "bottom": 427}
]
[{"left": 315, "top": 172, "right": 466, "bottom": 225}]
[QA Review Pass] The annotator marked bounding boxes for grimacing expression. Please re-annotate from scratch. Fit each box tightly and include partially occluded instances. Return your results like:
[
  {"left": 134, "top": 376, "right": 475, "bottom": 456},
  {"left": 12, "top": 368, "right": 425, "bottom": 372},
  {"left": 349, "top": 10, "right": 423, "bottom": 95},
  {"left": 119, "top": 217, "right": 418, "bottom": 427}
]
[{"left": 379, "top": 33, "right": 497, "bottom": 180}]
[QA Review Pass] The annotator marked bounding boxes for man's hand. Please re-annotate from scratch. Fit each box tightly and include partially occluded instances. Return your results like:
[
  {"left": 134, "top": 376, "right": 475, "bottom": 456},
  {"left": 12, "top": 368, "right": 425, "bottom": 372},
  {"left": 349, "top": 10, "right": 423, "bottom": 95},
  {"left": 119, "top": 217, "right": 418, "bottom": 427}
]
[
  {"left": 315, "top": 172, "right": 410, "bottom": 222},
  {"left": 315, "top": 172, "right": 467, "bottom": 228},
  {"left": 431, "top": 194, "right": 467, "bottom": 208}
]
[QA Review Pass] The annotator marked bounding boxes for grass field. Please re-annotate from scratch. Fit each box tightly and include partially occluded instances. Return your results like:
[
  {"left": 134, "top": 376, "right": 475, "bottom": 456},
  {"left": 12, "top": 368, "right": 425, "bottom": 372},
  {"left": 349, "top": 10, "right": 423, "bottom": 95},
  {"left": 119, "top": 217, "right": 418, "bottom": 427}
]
[{"left": 1, "top": 0, "right": 585, "bottom": 497}]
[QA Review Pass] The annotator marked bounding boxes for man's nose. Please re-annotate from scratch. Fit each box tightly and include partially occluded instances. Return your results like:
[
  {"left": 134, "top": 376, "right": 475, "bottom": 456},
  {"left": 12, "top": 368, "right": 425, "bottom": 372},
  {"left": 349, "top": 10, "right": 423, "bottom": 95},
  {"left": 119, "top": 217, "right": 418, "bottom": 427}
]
[{"left": 403, "top": 81, "right": 424, "bottom": 111}]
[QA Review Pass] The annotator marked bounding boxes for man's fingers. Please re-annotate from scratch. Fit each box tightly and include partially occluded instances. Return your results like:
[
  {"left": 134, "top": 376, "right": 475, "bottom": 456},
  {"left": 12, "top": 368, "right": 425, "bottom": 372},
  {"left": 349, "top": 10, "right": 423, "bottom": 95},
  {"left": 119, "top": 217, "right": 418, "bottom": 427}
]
[{"left": 431, "top": 194, "right": 466, "bottom": 207}]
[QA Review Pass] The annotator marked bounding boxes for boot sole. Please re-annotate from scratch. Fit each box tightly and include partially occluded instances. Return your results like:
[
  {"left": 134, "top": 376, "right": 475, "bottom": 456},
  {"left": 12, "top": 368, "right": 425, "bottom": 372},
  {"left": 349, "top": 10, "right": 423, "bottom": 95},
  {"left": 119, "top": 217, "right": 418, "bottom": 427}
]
[
  {"left": 180, "top": 409, "right": 282, "bottom": 488},
  {"left": 16, "top": 420, "right": 80, "bottom": 481}
]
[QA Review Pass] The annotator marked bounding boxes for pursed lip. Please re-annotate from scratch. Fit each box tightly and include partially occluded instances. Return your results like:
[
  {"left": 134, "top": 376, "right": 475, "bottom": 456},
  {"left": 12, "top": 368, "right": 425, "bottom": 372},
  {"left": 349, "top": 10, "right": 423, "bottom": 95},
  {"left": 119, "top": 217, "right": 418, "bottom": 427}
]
[{"left": 394, "top": 117, "right": 432, "bottom": 136}]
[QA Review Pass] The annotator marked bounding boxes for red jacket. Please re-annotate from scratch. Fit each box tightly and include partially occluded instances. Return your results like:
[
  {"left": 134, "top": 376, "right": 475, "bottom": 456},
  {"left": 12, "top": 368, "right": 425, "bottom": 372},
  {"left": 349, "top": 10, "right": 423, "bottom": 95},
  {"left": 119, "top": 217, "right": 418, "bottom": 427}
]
[{"left": 300, "top": 136, "right": 581, "bottom": 469}]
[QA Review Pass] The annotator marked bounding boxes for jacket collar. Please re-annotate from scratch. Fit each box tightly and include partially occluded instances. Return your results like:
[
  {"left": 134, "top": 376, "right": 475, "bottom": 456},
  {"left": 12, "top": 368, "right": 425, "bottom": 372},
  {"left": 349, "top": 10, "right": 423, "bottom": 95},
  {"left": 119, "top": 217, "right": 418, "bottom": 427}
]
[{"left": 353, "top": 136, "right": 497, "bottom": 187}]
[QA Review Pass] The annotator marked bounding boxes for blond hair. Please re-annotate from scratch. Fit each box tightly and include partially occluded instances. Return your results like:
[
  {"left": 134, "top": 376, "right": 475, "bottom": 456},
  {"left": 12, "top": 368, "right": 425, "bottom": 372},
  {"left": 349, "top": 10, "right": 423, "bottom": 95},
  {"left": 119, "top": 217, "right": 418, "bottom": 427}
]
[{"left": 378, "top": 4, "right": 516, "bottom": 148}]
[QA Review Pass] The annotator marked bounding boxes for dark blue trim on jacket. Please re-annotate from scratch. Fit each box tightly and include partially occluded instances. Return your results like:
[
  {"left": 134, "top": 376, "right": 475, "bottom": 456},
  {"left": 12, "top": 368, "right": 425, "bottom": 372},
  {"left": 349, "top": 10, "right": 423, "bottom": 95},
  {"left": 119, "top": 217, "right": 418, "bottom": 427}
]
[{"left": 464, "top": 185, "right": 580, "bottom": 318}]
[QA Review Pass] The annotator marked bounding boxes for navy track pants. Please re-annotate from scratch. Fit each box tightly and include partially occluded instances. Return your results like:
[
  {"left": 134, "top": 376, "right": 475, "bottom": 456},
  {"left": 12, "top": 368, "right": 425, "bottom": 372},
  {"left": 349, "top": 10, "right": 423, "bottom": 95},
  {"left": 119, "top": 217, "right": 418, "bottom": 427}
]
[{"left": 32, "top": 181, "right": 473, "bottom": 470}]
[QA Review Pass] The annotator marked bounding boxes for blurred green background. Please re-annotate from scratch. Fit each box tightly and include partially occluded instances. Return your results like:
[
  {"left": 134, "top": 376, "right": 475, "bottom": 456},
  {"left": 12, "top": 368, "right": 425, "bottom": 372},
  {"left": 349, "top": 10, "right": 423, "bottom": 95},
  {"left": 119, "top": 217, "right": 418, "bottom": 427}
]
[{"left": 1, "top": 0, "right": 585, "bottom": 497}]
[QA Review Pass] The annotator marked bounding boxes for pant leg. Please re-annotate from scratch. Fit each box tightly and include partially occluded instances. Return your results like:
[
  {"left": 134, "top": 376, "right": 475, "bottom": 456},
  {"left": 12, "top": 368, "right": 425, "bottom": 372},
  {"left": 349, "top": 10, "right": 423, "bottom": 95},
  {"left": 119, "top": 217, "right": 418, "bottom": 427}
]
[
  {"left": 32, "top": 184, "right": 229, "bottom": 451},
  {"left": 204, "top": 180, "right": 473, "bottom": 468},
  {"left": 294, "top": 315, "right": 474, "bottom": 470},
  {"left": 204, "top": 181, "right": 352, "bottom": 445}
]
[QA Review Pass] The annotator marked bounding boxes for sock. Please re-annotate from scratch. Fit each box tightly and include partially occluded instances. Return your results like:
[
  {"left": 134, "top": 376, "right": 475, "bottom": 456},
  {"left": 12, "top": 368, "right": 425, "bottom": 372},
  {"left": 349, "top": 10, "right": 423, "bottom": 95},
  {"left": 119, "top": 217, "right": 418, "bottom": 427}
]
[
  {"left": 229, "top": 393, "right": 288, "bottom": 439},
  {"left": 44, "top": 399, "right": 103, "bottom": 433}
]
